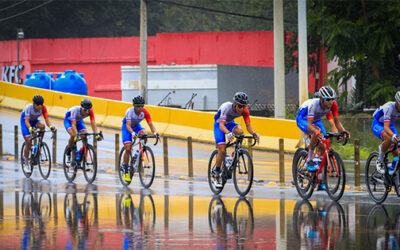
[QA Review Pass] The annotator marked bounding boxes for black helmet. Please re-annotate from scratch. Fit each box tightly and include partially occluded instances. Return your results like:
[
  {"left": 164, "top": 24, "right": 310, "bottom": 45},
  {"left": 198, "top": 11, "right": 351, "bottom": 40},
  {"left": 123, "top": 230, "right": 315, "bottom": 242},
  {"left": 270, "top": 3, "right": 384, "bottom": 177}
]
[
  {"left": 80, "top": 98, "right": 92, "bottom": 109},
  {"left": 319, "top": 86, "right": 336, "bottom": 100},
  {"left": 233, "top": 92, "right": 249, "bottom": 105},
  {"left": 33, "top": 95, "right": 44, "bottom": 105},
  {"left": 132, "top": 95, "right": 145, "bottom": 106}
]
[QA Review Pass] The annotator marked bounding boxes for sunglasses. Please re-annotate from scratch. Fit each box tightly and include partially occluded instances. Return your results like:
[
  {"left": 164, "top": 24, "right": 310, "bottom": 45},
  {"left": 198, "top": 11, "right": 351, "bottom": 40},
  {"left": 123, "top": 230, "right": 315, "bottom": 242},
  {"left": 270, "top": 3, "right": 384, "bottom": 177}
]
[
  {"left": 134, "top": 105, "right": 144, "bottom": 108},
  {"left": 237, "top": 104, "right": 246, "bottom": 109},
  {"left": 323, "top": 98, "right": 335, "bottom": 102},
  {"left": 82, "top": 108, "right": 90, "bottom": 112}
]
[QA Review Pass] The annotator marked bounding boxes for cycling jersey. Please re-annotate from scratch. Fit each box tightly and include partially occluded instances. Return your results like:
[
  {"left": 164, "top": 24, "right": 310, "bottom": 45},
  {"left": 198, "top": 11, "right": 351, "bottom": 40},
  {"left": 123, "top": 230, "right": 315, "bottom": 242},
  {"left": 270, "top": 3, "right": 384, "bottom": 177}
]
[
  {"left": 371, "top": 102, "right": 400, "bottom": 139},
  {"left": 297, "top": 98, "right": 339, "bottom": 121},
  {"left": 65, "top": 106, "right": 95, "bottom": 122},
  {"left": 296, "top": 99, "right": 339, "bottom": 135},
  {"left": 122, "top": 107, "right": 152, "bottom": 144},
  {"left": 373, "top": 102, "right": 400, "bottom": 123},
  {"left": 20, "top": 104, "right": 48, "bottom": 137},
  {"left": 214, "top": 102, "right": 250, "bottom": 124},
  {"left": 214, "top": 102, "right": 250, "bottom": 144},
  {"left": 122, "top": 107, "right": 152, "bottom": 125},
  {"left": 21, "top": 104, "right": 48, "bottom": 121}
]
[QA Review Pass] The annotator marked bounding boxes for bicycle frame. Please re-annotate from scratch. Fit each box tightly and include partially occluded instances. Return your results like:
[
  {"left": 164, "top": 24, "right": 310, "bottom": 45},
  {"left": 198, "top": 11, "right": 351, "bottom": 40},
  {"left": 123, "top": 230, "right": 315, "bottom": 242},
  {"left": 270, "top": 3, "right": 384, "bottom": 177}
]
[
  {"left": 130, "top": 134, "right": 159, "bottom": 166},
  {"left": 224, "top": 135, "right": 256, "bottom": 176},
  {"left": 74, "top": 132, "right": 102, "bottom": 164}
]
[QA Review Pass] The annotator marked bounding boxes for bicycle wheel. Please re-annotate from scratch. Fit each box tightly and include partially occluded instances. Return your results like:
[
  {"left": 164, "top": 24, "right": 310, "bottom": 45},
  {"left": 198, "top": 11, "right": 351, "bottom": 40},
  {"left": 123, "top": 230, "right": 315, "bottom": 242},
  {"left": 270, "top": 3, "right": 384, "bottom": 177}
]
[
  {"left": 233, "top": 198, "right": 254, "bottom": 237},
  {"left": 208, "top": 196, "right": 228, "bottom": 234},
  {"left": 292, "top": 199, "right": 314, "bottom": 240},
  {"left": 83, "top": 193, "right": 98, "bottom": 226},
  {"left": 138, "top": 146, "right": 156, "bottom": 189},
  {"left": 64, "top": 193, "right": 77, "bottom": 223},
  {"left": 118, "top": 193, "right": 135, "bottom": 227},
  {"left": 365, "top": 152, "right": 389, "bottom": 204},
  {"left": 39, "top": 193, "right": 52, "bottom": 219},
  {"left": 366, "top": 205, "right": 390, "bottom": 247},
  {"left": 38, "top": 142, "right": 52, "bottom": 180},
  {"left": 20, "top": 142, "right": 33, "bottom": 178},
  {"left": 292, "top": 149, "right": 316, "bottom": 200},
  {"left": 118, "top": 148, "right": 134, "bottom": 186},
  {"left": 233, "top": 149, "right": 253, "bottom": 197},
  {"left": 83, "top": 144, "right": 97, "bottom": 184},
  {"left": 325, "top": 202, "right": 346, "bottom": 245},
  {"left": 208, "top": 150, "right": 225, "bottom": 195},
  {"left": 324, "top": 151, "right": 346, "bottom": 202},
  {"left": 63, "top": 146, "right": 77, "bottom": 182},
  {"left": 139, "top": 194, "right": 156, "bottom": 230}
]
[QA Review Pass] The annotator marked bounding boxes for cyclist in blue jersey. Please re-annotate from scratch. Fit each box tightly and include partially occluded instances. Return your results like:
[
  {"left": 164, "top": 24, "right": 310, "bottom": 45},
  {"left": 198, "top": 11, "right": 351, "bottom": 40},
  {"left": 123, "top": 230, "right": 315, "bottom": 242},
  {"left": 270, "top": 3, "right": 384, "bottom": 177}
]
[
  {"left": 296, "top": 86, "right": 350, "bottom": 188},
  {"left": 212, "top": 92, "right": 259, "bottom": 187},
  {"left": 371, "top": 91, "right": 400, "bottom": 173}
]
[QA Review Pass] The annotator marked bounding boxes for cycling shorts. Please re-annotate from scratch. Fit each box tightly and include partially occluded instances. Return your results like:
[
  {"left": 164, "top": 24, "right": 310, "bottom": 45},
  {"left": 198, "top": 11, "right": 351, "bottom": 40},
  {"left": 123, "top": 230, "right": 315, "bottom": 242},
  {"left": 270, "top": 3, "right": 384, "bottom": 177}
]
[
  {"left": 214, "top": 121, "right": 239, "bottom": 145},
  {"left": 20, "top": 112, "right": 40, "bottom": 137},
  {"left": 296, "top": 114, "right": 327, "bottom": 136},
  {"left": 122, "top": 122, "right": 145, "bottom": 144},
  {"left": 64, "top": 111, "right": 86, "bottom": 132},
  {"left": 371, "top": 120, "right": 398, "bottom": 140}
]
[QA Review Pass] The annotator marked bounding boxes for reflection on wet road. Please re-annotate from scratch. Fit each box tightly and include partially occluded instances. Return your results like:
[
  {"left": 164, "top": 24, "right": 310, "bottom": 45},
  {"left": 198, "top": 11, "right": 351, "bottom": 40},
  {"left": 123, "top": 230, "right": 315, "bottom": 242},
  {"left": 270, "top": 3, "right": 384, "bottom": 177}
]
[{"left": 1, "top": 174, "right": 400, "bottom": 249}]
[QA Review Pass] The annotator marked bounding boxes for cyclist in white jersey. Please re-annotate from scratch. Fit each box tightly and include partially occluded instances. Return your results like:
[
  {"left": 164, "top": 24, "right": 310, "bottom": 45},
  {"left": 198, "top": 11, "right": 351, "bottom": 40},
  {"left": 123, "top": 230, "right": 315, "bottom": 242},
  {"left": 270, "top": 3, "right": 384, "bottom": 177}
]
[
  {"left": 212, "top": 92, "right": 259, "bottom": 187},
  {"left": 371, "top": 91, "right": 400, "bottom": 173},
  {"left": 20, "top": 95, "right": 56, "bottom": 171}
]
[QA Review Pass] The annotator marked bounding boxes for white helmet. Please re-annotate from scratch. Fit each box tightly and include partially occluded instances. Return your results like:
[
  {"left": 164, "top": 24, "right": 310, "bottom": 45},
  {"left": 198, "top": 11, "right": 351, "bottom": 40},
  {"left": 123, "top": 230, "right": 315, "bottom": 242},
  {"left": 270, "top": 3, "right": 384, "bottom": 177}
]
[
  {"left": 395, "top": 91, "right": 400, "bottom": 103},
  {"left": 318, "top": 86, "right": 336, "bottom": 100}
]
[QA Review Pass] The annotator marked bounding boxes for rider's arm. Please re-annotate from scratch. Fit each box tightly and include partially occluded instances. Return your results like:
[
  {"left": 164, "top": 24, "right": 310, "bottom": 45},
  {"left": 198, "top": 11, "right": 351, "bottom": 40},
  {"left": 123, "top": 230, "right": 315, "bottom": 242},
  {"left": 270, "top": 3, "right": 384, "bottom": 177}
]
[
  {"left": 327, "top": 118, "right": 338, "bottom": 132},
  {"left": 71, "top": 120, "right": 78, "bottom": 135},
  {"left": 333, "top": 117, "right": 346, "bottom": 133},
  {"left": 42, "top": 105, "right": 52, "bottom": 127},
  {"left": 126, "top": 120, "right": 134, "bottom": 134},
  {"left": 242, "top": 107, "right": 255, "bottom": 134},
  {"left": 219, "top": 120, "right": 230, "bottom": 134},
  {"left": 143, "top": 108, "right": 157, "bottom": 134},
  {"left": 24, "top": 117, "right": 31, "bottom": 130},
  {"left": 89, "top": 109, "right": 97, "bottom": 133},
  {"left": 307, "top": 117, "right": 320, "bottom": 134}
]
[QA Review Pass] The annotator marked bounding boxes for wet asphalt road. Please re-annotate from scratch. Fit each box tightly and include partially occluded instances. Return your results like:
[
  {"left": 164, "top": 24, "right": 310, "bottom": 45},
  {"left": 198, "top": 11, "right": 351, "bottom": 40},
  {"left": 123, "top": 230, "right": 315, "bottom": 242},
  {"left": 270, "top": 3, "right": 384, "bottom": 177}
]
[{"left": 1, "top": 159, "right": 400, "bottom": 249}]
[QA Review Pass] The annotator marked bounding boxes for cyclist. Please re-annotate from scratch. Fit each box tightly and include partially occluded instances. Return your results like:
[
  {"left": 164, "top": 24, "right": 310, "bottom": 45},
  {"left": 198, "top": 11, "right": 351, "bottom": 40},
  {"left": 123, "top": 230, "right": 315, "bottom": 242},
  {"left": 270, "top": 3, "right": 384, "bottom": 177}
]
[
  {"left": 296, "top": 86, "right": 349, "bottom": 189},
  {"left": 121, "top": 95, "right": 159, "bottom": 182},
  {"left": 212, "top": 92, "right": 259, "bottom": 188},
  {"left": 20, "top": 95, "right": 56, "bottom": 172},
  {"left": 64, "top": 98, "right": 102, "bottom": 167},
  {"left": 371, "top": 91, "right": 400, "bottom": 174}
]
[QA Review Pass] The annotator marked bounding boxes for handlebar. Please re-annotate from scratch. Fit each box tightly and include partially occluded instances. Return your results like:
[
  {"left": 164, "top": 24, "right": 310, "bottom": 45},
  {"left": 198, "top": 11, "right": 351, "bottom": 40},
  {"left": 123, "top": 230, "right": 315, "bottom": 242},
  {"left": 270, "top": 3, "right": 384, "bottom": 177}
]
[
  {"left": 323, "top": 132, "right": 349, "bottom": 146},
  {"left": 227, "top": 134, "right": 257, "bottom": 148},
  {"left": 77, "top": 131, "right": 104, "bottom": 141},
  {"left": 132, "top": 133, "right": 160, "bottom": 146},
  {"left": 30, "top": 128, "right": 56, "bottom": 140}
]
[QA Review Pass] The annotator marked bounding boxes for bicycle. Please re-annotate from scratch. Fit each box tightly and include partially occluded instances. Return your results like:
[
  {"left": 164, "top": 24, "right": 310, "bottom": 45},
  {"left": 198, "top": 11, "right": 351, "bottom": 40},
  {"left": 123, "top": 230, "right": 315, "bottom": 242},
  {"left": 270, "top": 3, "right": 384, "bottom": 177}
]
[
  {"left": 118, "top": 134, "right": 160, "bottom": 188},
  {"left": 365, "top": 140, "right": 400, "bottom": 204},
  {"left": 292, "top": 132, "right": 348, "bottom": 201},
  {"left": 20, "top": 128, "right": 56, "bottom": 179},
  {"left": 208, "top": 135, "right": 256, "bottom": 197},
  {"left": 63, "top": 131, "right": 103, "bottom": 184}
]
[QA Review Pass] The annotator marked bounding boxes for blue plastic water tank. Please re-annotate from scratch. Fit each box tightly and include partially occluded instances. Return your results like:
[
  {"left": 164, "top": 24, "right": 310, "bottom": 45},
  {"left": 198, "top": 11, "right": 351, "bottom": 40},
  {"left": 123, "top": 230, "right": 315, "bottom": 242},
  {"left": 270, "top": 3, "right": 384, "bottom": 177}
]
[
  {"left": 53, "top": 70, "right": 88, "bottom": 95},
  {"left": 24, "top": 70, "right": 53, "bottom": 89}
]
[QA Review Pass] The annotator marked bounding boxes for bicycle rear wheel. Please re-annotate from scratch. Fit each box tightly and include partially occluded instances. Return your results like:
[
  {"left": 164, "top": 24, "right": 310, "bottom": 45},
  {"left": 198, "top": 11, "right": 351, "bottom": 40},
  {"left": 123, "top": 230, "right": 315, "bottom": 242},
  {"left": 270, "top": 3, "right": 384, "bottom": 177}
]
[
  {"left": 365, "top": 152, "right": 389, "bottom": 204},
  {"left": 38, "top": 142, "right": 52, "bottom": 180},
  {"left": 139, "top": 194, "right": 156, "bottom": 230},
  {"left": 324, "top": 151, "right": 346, "bottom": 202},
  {"left": 325, "top": 201, "right": 346, "bottom": 244},
  {"left": 207, "top": 150, "right": 225, "bottom": 195},
  {"left": 233, "top": 149, "right": 253, "bottom": 197},
  {"left": 20, "top": 142, "right": 33, "bottom": 178},
  {"left": 83, "top": 144, "right": 97, "bottom": 184},
  {"left": 292, "top": 149, "right": 316, "bottom": 200},
  {"left": 118, "top": 148, "right": 134, "bottom": 186},
  {"left": 138, "top": 146, "right": 156, "bottom": 189},
  {"left": 63, "top": 146, "right": 77, "bottom": 183},
  {"left": 233, "top": 198, "right": 254, "bottom": 236}
]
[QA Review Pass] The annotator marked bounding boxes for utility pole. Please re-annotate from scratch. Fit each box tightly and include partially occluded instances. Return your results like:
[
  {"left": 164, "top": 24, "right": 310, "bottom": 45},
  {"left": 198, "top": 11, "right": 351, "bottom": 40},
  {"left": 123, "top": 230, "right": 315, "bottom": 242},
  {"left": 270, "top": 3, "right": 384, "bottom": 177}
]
[
  {"left": 274, "top": 0, "right": 285, "bottom": 118},
  {"left": 140, "top": 0, "right": 148, "bottom": 102},
  {"left": 298, "top": 0, "right": 309, "bottom": 105}
]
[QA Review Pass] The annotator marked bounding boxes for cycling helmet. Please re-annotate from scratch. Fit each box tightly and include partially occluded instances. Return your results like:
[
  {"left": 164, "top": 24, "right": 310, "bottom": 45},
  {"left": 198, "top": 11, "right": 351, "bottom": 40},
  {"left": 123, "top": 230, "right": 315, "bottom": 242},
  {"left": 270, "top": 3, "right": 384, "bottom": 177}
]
[
  {"left": 395, "top": 91, "right": 400, "bottom": 103},
  {"left": 80, "top": 98, "right": 92, "bottom": 109},
  {"left": 318, "top": 86, "right": 336, "bottom": 100},
  {"left": 132, "top": 95, "right": 145, "bottom": 106},
  {"left": 32, "top": 95, "right": 44, "bottom": 105},
  {"left": 233, "top": 92, "right": 249, "bottom": 105}
]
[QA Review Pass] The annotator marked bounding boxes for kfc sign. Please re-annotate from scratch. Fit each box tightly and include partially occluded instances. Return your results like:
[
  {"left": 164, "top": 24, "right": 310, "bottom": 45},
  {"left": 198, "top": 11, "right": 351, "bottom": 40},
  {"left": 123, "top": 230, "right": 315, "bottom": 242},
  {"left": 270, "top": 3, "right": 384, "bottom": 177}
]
[{"left": 1, "top": 65, "right": 24, "bottom": 84}]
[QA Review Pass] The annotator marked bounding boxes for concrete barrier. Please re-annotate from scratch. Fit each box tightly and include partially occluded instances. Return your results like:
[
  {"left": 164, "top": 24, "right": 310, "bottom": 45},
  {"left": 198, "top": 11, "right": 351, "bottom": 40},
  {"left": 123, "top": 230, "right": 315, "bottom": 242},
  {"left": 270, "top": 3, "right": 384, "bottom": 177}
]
[{"left": 0, "top": 81, "right": 301, "bottom": 152}]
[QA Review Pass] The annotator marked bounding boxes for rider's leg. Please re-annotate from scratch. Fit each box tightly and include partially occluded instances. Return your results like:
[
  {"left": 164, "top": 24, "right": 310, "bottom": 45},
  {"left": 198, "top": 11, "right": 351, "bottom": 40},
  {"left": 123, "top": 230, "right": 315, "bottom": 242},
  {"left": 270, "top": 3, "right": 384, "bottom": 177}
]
[
  {"left": 20, "top": 119, "right": 33, "bottom": 160},
  {"left": 215, "top": 144, "right": 226, "bottom": 171},
  {"left": 36, "top": 121, "right": 45, "bottom": 139},
  {"left": 123, "top": 142, "right": 132, "bottom": 165},
  {"left": 380, "top": 131, "right": 391, "bottom": 161}
]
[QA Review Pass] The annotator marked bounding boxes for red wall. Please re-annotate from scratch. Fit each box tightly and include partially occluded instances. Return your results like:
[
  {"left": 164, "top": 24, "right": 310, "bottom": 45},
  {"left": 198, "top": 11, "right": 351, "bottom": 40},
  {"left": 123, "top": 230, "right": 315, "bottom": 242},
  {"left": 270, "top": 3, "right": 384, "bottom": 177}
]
[{"left": 0, "top": 31, "right": 322, "bottom": 100}]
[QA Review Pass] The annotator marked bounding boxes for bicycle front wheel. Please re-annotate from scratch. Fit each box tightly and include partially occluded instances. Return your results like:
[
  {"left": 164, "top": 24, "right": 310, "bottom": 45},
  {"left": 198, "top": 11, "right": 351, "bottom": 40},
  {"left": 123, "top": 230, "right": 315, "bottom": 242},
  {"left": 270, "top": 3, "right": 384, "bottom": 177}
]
[
  {"left": 83, "top": 144, "right": 97, "bottom": 184},
  {"left": 138, "top": 146, "right": 156, "bottom": 189},
  {"left": 118, "top": 148, "right": 134, "bottom": 186},
  {"left": 292, "top": 149, "right": 315, "bottom": 200},
  {"left": 207, "top": 150, "right": 225, "bottom": 195},
  {"left": 63, "top": 146, "right": 77, "bottom": 183},
  {"left": 233, "top": 198, "right": 254, "bottom": 236},
  {"left": 233, "top": 149, "right": 253, "bottom": 197},
  {"left": 324, "top": 151, "right": 346, "bottom": 202},
  {"left": 38, "top": 142, "right": 52, "bottom": 180},
  {"left": 20, "top": 142, "right": 33, "bottom": 178},
  {"left": 365, "top": 152, "right": 389, "bottom": 204}
]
